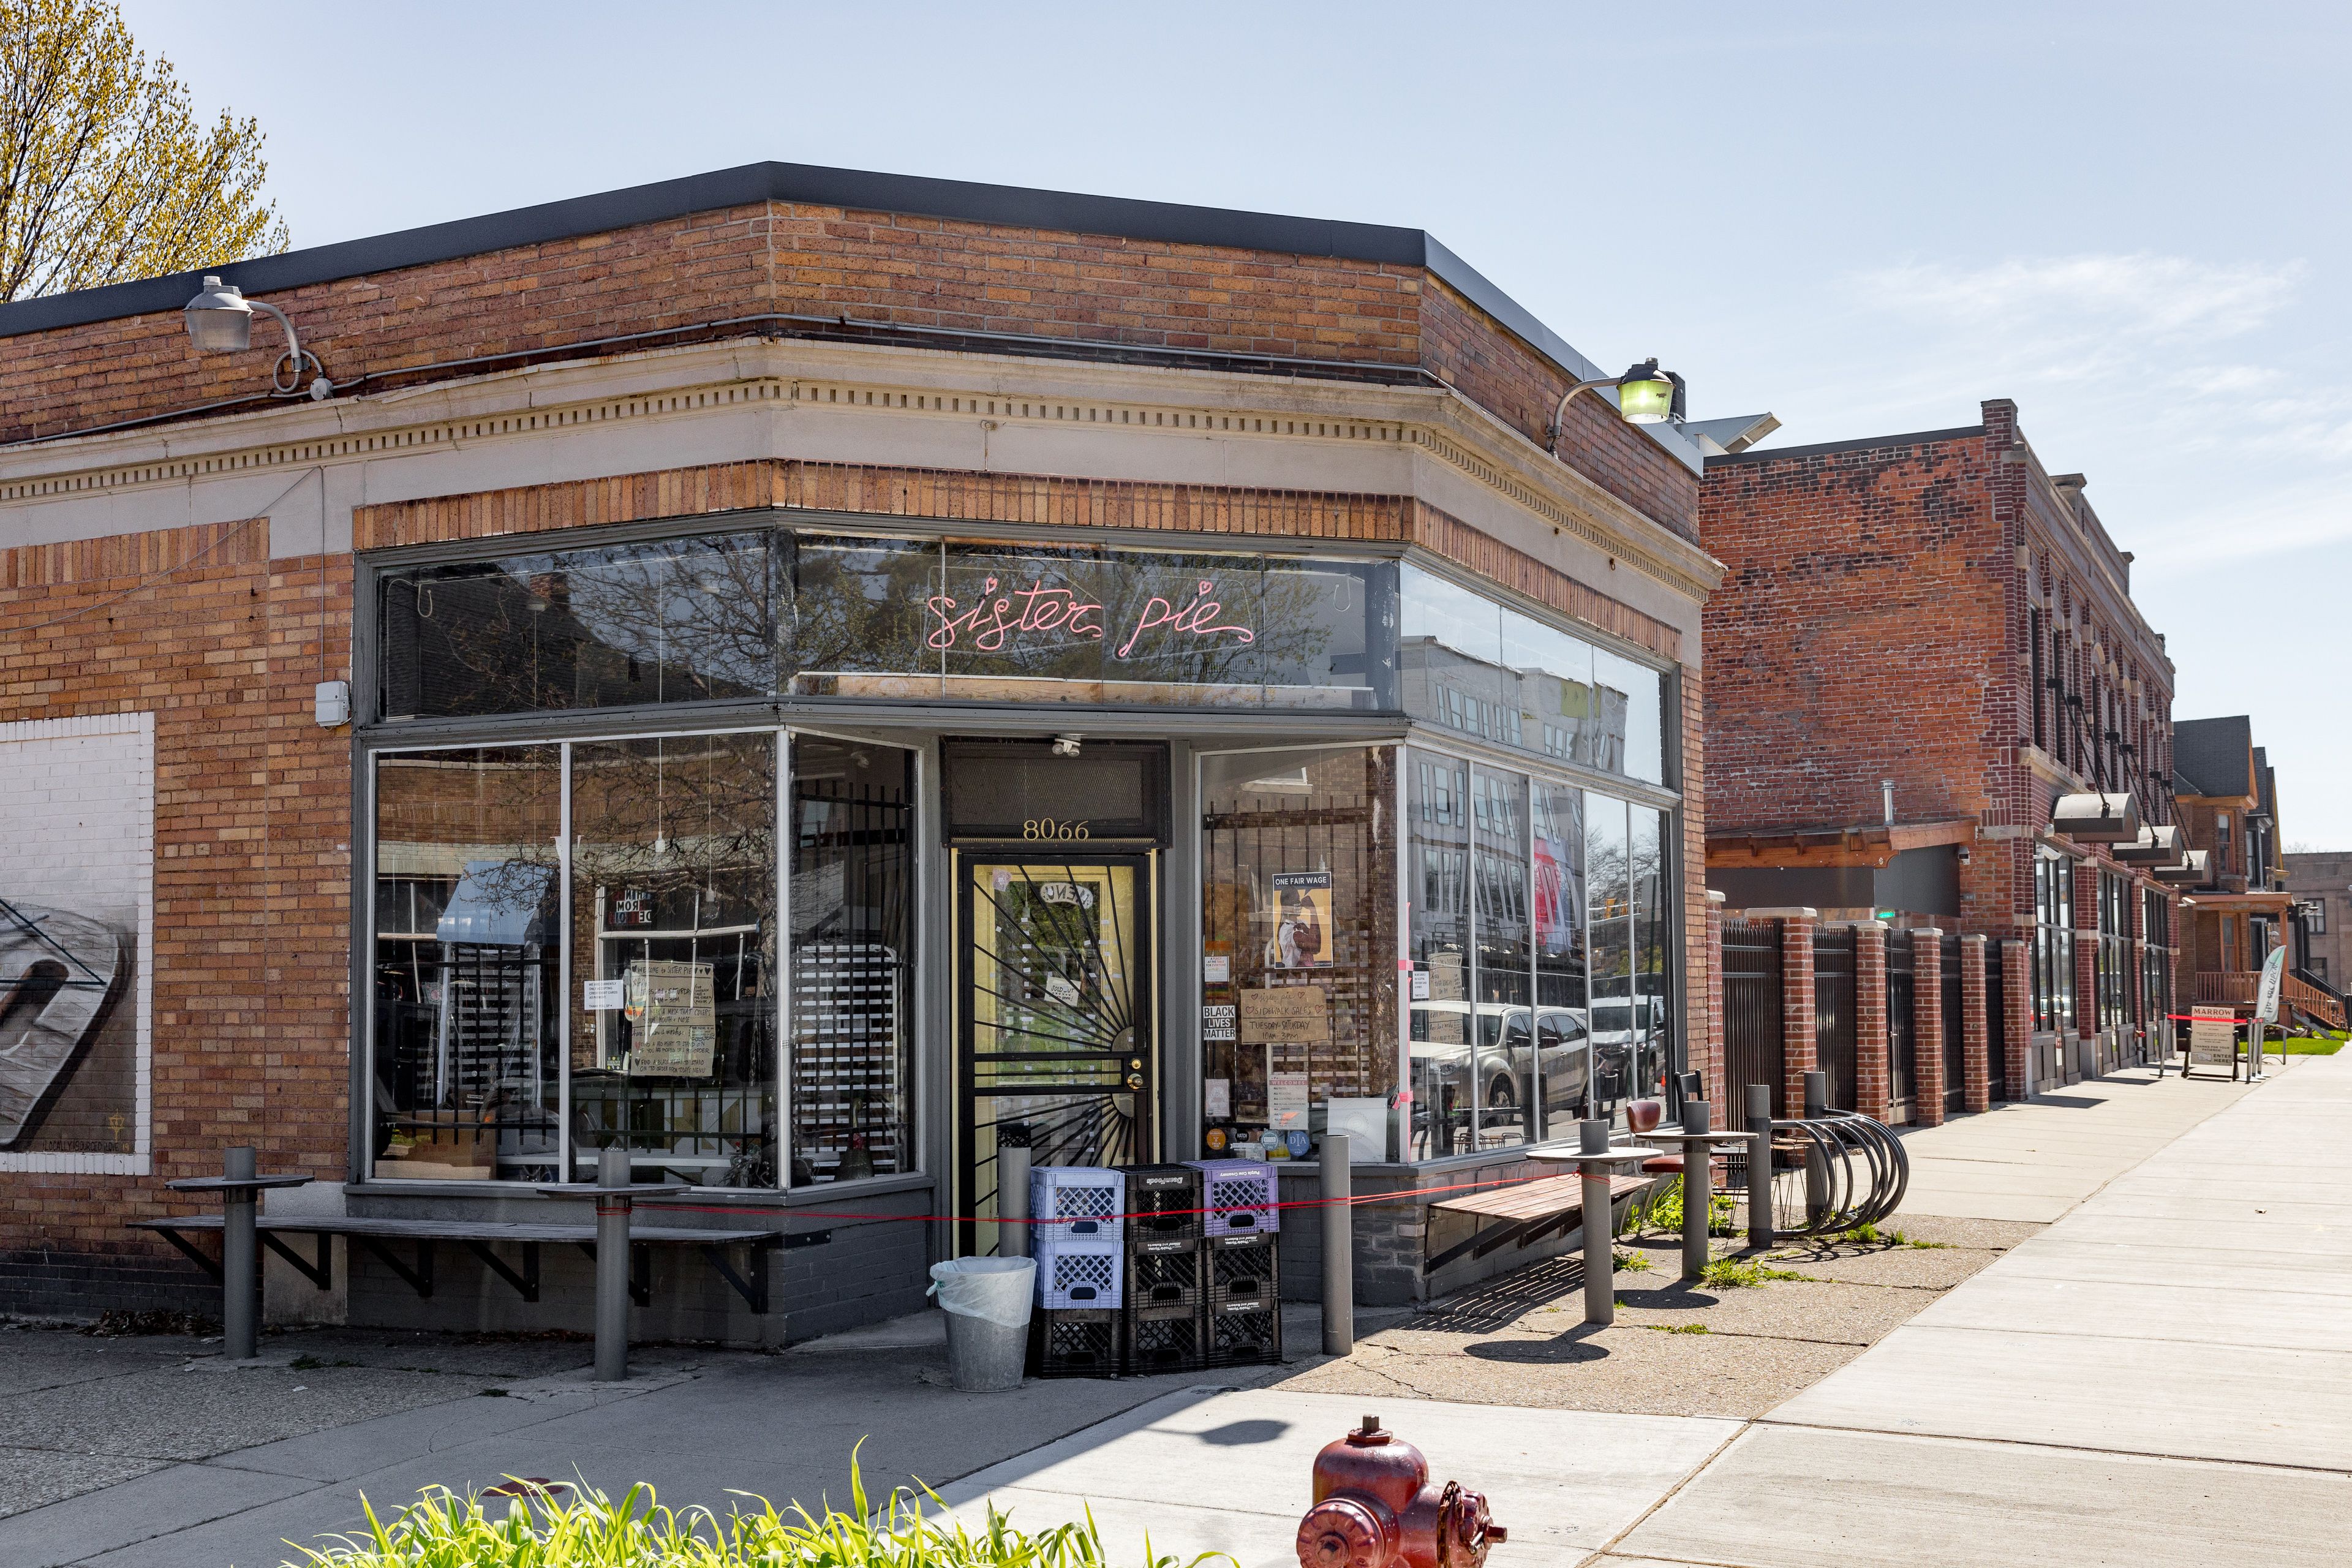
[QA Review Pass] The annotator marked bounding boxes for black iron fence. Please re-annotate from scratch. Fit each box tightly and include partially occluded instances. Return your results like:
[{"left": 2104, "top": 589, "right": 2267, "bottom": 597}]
[
  {"left": 1986, "top": 942, "right": 2007, "bottom": 1100},
  {"left": 1723, "top": 919, "right": 1785, "bottom": 1116},
  {"left": 1814, "top": 925, "right": 1858, "bottom": 1111},
  {"left": 1885, "top": 935, "right": 1915, "bottom": 1115},
  {"left": 1940, "top": 932, "right": 1965, "bottom": 1115}
]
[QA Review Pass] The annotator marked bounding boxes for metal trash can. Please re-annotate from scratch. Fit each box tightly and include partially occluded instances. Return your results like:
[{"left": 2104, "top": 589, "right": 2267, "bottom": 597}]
[{"left": 927, "top": 1257, "right": 1036, "bottom": 1392}]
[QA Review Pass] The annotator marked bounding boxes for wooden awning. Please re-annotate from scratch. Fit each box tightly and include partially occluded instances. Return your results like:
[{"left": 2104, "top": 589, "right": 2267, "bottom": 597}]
[{"left": 1705, "top": 818, "right": 1975, "bottom": 870}]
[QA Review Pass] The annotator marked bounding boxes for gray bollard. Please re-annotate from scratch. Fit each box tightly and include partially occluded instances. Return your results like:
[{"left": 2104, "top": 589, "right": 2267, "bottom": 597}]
[
  {"left": 222, "top": 1146, "right": 258, "bottom": 1362},
  {"left": 1681, "top": 1101, "right": 1713, "bottom": 1282},
  {"left": 997, "top": 1130, "right": 1032, "bottom": 1259},
  {"left": 594, "top": 1147, "right": 633, "bottom": 1382},
  {"left": 1580, "top": 1118, "right": 1615, "bottom": 1325},
  {"left": 1803, "top": 1070, "right": 1830, "bottom": 1227},
  {"left": 1321, "top": 1133, "right": 1353, "bottom": 1355},
  {"left": 1747, "top": 1084, "right": 1774, "bottom": 1251}
]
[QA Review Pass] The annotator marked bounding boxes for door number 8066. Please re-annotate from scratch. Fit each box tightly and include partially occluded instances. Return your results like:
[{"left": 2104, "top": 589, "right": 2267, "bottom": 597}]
[{"left": 1022, "top": 818, "right": 1090, "bottom": 840}]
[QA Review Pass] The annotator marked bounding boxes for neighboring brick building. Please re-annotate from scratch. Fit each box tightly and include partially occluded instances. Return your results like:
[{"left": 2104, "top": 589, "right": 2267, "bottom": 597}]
[
  {"left": 1698, "top": 401, "right": 2184, "bottom": 1104},
  {"left": 2285, "top": 850, "right": 2352, "bottom": 997},
  {"left": 0, "top": 162, "right": 1751, "bottom": 1327}
]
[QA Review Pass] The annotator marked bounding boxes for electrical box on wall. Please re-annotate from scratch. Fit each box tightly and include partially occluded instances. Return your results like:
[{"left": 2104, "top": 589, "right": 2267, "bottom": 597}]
[{"left": 314, "top": 680, "right": 351, "bottom": 728}]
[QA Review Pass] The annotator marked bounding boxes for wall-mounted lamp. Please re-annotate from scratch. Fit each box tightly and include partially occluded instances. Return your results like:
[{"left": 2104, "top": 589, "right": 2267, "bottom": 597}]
[
  {"left": 1547, "top": 358, "right": 1683, "bottom": 453},
  {"left": 184, "top": 275, "right": 334, "bottom": 399}
]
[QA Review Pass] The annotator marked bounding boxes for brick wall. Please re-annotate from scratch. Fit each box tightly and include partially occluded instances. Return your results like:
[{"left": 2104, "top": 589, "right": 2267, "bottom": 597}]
[
  {"left": 0, "top": 522, "right": 353, "bottom": 1314},
  {"left": 2, "top": 205, "right": 1697, "bottom": 544}
]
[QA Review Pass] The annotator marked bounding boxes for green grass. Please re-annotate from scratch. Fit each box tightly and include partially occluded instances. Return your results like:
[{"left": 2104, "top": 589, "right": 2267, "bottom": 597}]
[
  {"left": 1641, "top": 1177, "right": 1740, "bottom": 1238},
  {"left": 1642, "top": 1322, "right": 1711, "bottom": 1335},
  {"left": 282, "top": 1463, "right": 1233, "bottom": 1568},
  {"left": 2277, "top": 1037, "right": 2344, "bottom": 1055},
  {"left": 1698, "top": 1257, "right": 1814, "bottom": 1289},
  {"left": 1613, "top": 1250, "right": 1654, "bottom": 1273},
  {"left": 1823, "top": 1223, "right": 1947, "bottom": 1250}
]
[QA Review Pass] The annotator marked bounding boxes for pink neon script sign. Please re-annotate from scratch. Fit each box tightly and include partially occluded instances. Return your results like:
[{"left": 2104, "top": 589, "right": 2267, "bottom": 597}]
[{"left": 925, "top": 576, "right": 1254, "bottom": 660}]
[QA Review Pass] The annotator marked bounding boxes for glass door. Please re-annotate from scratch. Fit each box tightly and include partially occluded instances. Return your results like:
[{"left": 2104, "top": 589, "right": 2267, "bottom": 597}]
[{"left": 957, "top": 853, "right": 1153, "bottom": 1256}]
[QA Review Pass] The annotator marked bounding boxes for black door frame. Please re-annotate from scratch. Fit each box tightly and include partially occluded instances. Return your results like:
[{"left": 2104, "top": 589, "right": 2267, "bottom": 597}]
[{"left": 953, "top": 846, "right": 1158, "bottom": 1256}]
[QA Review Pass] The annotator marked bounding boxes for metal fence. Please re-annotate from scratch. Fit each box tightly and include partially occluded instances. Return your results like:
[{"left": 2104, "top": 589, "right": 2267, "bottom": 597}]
[
  {"left": 1986, "top": 943, "right": 2007, "bottom": 1100},
  {"left": 1814, "top": 925, "right": 1858, "bottom": 1111},
  {"left": 1885, "top": 935, "right": 1916, "bottom": 1115},
  {"left": 1940, "top": 932, "right": 1966, "bottom": 1115},
  {"left": 1722, "top": 919, "right": 1785, "bottom": 1116}
]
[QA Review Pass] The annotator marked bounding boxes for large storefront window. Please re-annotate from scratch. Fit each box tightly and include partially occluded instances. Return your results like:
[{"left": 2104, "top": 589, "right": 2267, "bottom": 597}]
[
  {"left": 382, "top": 532, "right": 1397, "bottom": 717},
  {"left": 568, "top": 733, "right": 777, "bottom": 1186},
  {"left": 1400, "top": 746, "right": 1666, "bottom": 1158},
  {"left": 2032, "top": 851, "right": 2076, "bottom": 1033},
  {"left": 2143, "top": 886, "right": 2174, "bottom": 1038},
  {"left": 1398, "top": 563, "right": 1667, "bottom": 786},
  {"left": 2096, "top": 870, "right": 2130, "bottom": 1033},
  {"left": 788, "top": 738, "right": 915, "bottom": 1185},
  {"left": 371, "top": 747, "right": 562, "bottom": 1180},
  {"left": 1199, "top": 746, "right": 1400, "bottom": 1161}
]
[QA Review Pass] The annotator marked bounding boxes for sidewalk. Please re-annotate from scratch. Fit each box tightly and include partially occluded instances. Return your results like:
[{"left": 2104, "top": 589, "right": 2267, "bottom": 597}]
[{"left": 4, "top": 1057, "right": 2343, "bottom": 1566}]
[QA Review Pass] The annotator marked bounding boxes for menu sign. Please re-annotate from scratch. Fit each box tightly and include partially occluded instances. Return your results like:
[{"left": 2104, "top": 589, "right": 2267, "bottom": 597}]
[{"left": 1238, "top": 984, "right": 1330, "bottom": 1044}]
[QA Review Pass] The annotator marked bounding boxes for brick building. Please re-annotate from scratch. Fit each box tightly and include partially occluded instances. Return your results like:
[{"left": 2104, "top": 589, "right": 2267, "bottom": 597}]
[
  {"left": 2285, "top": 850, "right": 2352, "bottom": 997},
  {"left": 0, "top": 162, "right": 1756, "bottom": 1329},
  {"left": 1697, "top": 402, "right": 2185, "bottom": 1109}
]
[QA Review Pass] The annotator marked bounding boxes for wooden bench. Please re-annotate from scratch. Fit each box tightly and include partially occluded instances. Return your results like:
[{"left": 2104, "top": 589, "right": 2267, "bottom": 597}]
[
  {"left": 132, "top": 1213, "right": 829, "bottom": 1316},
  {"left": 1426, "top": 1172, "right": 1653, "bottom": 1272}
]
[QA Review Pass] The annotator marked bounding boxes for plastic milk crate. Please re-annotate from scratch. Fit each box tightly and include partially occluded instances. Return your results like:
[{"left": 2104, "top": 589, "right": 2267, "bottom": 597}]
[
  {"left": 1207, "top": 1231, "right": 1279, "bottom": 1311},
  {"left": 1030, "top": 1306, "right": 1120, "bottom": 1378},
  {"left": 1031, "top": 1238, "right": 1122, "bottom": 1309},
  {"left": 1205, "top": 1299, "right": 1281, "bottom": 1367},
  {"left": 1123, "top": 1308, "right": 1207, "bottom": 1374},
  {"left": 1120, "top": 1163, "right": 1204, "bottom": 1246},
  {"left": 1185, "top": 1157, "right": 1280, "bottom": 1236},
  {"left": 1125, "top": 1245, "right": 1205, "bottom": 1312},
  {"left": 1028, "top": 1166, "right": 1125, "bottom": 1245}
]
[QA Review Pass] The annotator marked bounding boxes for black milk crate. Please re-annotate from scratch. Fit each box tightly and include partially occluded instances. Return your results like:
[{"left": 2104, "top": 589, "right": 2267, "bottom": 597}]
[
  {"left": 1205, "top": 1300, "right": 1282, "bottom": 1367},
  {"left": 1207, "top": 1231, "right": 1279, "bottom": 1311},
  {"left": 1125, "top": 1245, "right": 1205, "bottom": 1311},
  {"left": 1122, "top": 1306, "right": 1207, "bottom": 1375},
  {"left": 1120, "top": 1163, "right": 1205, "bottom": 1247},
  {"left": 1030, "top": 1306, "right": 1120, "bottom": 1379}
]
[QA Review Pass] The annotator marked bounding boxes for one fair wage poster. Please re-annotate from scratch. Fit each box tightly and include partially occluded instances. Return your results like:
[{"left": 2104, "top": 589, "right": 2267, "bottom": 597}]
[{"left": 624, "top": 959, "right": 717, "bottom": 1076}]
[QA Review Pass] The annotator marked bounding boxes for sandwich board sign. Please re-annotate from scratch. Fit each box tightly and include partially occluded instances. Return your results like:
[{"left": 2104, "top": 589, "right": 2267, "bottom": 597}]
[{"left": 2186, "top": 1005, "right": 2239, "bottom": 1079}]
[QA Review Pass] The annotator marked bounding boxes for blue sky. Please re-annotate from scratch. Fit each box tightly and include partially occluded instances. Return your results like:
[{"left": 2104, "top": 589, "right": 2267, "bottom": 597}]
[{"left": 122, "top": 1, "right": 2351, "bottom": 843}]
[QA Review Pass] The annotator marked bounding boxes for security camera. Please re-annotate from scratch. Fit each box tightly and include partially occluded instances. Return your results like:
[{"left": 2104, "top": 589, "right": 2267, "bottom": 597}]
[{"left": 1051, "top": 734, "right": 1083, "bottom": 758}]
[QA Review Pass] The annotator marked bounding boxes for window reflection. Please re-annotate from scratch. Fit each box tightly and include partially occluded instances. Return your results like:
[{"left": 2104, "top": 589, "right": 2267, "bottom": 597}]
[
  {"left": 788, "top": 739, "right": 916, "bottom": 1185},
  {"left": 787, "top": 534, "right": 942, "bottom": 698},
  {"left": 1407, "top": 752, "right": 1472, "bottom": 1158},
  {"left": 1532, "top": 781, "right": 1589, "bottom": 1139},
  {"left": 1586, "top": 794, "right": 1634, "bottom": 1122},
  {"left": 569, "top": 733, "right": 777, "bottom": 1186},
  {"left": 1472, "top": 767, "right": 1532, "bottom": 1150},
  {"left": 1400, "top": 564, "right": 1665, "bottom": 786},
  {"left": 1631, "top": 806, "right": 1669, "bottom": 1102},
  {"left": 371, "top": 747, "right": 561, "bottom": 1180},
  {"left": 378, "top": 533, "right": 775, "bottom": 719}
]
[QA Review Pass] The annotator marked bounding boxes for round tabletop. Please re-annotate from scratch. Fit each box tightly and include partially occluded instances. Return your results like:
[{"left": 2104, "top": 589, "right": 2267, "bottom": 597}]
[
  {"left": 1643, "top": 1128, "right": 1758, "bottom": 1145},
  {"left": 1524, "top": 1145, "right": 1664, "bottom": 1166},
  {"left": 165, "top": 1175, "right": 314, "bottom": 1194}
]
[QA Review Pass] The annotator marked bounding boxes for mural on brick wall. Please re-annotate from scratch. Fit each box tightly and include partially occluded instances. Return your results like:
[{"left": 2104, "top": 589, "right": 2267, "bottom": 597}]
[{"left": 0, "top": 717, "right": 151, "bottom": 1160}]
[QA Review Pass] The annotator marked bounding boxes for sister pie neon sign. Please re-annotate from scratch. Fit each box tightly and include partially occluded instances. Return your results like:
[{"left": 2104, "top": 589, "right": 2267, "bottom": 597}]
[{"left": 925, "top": 575, "right": 1254, "bottom": 660}]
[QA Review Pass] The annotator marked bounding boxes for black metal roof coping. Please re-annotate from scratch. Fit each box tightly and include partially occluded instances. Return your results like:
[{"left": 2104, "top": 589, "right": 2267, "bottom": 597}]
[
  {"left": 0, "top": 160, "right": 1606, "bottom": 385},
  {"left": 1703, "top": 424, "right": 1986, "bottom": 467}
]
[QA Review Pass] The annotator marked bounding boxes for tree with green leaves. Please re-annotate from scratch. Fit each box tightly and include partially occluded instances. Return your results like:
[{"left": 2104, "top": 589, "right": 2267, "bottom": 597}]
[{"left": 0, "top": 0, "right": 285, "bottom": 302}]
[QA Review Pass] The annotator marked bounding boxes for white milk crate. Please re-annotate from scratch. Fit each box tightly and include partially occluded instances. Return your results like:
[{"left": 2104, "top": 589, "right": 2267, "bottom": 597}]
[
  {"left": 1185, "top": 1158, "right": 1280, "bottom": 1236},
  {"left": 1028, "top": 1166, "right": 1126, "bottom": 1246},
  {"left": 1031, "top": 1237, "right": 1123, "bottom": 1309}
]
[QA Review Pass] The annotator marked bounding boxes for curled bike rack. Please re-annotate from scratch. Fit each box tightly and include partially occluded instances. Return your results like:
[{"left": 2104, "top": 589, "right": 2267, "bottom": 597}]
[{"left": 1723, "top": 1107, "right": 1909, "bottom": 1238}]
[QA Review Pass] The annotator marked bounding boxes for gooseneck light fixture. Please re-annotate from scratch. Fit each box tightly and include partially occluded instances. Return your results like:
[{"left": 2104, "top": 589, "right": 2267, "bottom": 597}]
[
  {"left": 1547, "top": 357, "right": 1680, "bottom": 454},
  {"left": 183, "top": 275, "right": 334, "bottom": 400}
]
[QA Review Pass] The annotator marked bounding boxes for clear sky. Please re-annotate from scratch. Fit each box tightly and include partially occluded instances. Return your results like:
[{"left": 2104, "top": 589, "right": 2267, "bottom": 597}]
[{"left": 119, "top": 1, "right": 2351, "bottom": 845}]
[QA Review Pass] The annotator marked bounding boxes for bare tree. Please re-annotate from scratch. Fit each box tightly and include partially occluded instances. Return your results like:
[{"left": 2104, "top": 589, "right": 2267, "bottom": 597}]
[{"left": 0, "top": 0, "right": 286, "bottom": 302}]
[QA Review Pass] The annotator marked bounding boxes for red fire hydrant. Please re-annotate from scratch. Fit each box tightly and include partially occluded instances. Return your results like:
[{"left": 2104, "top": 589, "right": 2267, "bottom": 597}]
[{"left": 1297, "top": 1413, "right": 1506, "bottom": 1568}]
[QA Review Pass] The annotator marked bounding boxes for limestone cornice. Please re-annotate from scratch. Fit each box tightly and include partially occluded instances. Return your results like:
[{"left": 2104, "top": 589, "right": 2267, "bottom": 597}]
[{"left": 0, "top": 336, "right": 1718, "bottom": 601}]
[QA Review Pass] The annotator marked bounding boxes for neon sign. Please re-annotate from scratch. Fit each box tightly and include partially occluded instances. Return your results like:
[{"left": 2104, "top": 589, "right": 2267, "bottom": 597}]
[{"left": 925, "top": 575, "right": 1254, "bottom": 660}]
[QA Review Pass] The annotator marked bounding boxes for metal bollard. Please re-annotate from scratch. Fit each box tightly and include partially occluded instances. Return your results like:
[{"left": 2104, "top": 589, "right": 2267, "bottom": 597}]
[
  {"left": 1746, "top": 1084, "right": 1774, "bottom": 1251},
  {"left": 594, "top": 1147, "right": 633, "bottom": 1382},
  {"left": 1322, "top": 1133, "right": 1354, "bottom": 1355},
  {"left": 1803, "top": 1070, "right": 1830, "bottom": 1227},
  {"left": 1580, "top": 1119, "right": 1615, "bottom": 1325},
  {"left": 1680, "top": 1101, "right": 1713, "bottom": 1282},
  {"left": 222, "top": 1146, "right": 258, "bottom": 1362},
  {"left": 997, "top": 1128, "right": 1032, "bottom": 1259}
]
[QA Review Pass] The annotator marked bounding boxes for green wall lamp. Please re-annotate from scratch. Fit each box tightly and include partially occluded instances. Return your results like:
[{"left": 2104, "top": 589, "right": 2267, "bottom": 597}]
[{"left": 1547, "top": 358, "right": 1681, "bottom": 454}]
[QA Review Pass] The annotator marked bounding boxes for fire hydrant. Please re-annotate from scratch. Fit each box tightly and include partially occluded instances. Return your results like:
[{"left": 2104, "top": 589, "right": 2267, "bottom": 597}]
[{"left": 1296, "top": 1412, "right": 1506, "bottom": 1568}]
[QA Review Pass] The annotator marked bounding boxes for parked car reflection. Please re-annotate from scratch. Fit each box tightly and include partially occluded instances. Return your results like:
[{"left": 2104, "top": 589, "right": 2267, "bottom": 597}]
[{"left": 1408, "top": 1001, "right": 1596, "bottom": 1154}]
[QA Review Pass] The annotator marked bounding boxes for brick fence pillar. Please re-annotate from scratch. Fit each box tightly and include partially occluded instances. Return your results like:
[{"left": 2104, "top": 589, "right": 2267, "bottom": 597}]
[
  {"left": 1704, "top": 891, "right": 1727, "bottom": 1110},
  {"left": 1914, "top": 929, "right": 1946, "bottom": 1127},
  {"left": 1961, "top": 935, "right": 1991, "bottom": 1114},
  {"left": 1856, "top": 921, "right": 1889, "bottom": 1121},
  {"left": 1779, "top": 911, "right": 1817, "bottom": 1118},
  {"left": 2002, "top": 938, "right": 2032, "bottom": 1101}
]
